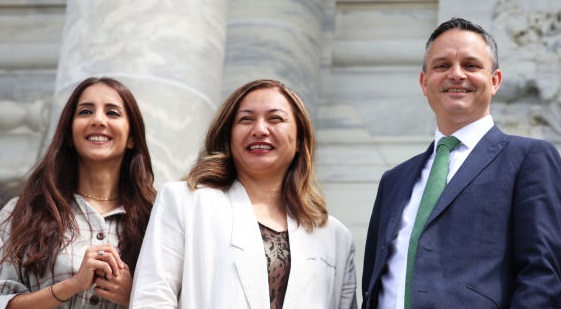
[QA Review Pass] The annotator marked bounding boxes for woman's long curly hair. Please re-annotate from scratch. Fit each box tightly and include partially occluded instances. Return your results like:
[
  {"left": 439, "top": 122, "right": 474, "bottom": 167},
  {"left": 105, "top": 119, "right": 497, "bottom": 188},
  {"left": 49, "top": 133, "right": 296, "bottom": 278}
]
[
  {"left": 187, "top": 79, "right": 327, "bottom": 230},
  {"left": 1, "top": 77, "right": 156, "bottom": 277}
]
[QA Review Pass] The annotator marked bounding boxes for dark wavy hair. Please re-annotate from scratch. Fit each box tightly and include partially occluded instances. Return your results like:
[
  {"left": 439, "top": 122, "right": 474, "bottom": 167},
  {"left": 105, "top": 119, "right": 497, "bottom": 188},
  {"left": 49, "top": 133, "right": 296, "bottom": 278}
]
[
  {"left": 187, "top": 79, "right": 327, "bottom": 230},
  {"left": 2, "top": 77, "right": 156, "bottom": 277}
]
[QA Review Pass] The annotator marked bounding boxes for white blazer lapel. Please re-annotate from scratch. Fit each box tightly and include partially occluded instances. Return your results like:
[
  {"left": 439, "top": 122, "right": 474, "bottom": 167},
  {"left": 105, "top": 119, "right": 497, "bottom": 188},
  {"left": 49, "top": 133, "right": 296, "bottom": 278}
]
[
  {"left": 282, "top": 216, "right": 326, "bottom": 308},
  {"left": 229, "top": 181, "right": 270, "bottom": 309}
]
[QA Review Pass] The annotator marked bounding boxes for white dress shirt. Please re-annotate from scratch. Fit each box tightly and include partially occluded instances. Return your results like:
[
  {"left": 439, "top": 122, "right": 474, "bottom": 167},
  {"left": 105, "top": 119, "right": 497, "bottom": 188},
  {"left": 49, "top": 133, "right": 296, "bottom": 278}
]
[{"left": 377, "top": 115, "right": 494, "bottom": 309}]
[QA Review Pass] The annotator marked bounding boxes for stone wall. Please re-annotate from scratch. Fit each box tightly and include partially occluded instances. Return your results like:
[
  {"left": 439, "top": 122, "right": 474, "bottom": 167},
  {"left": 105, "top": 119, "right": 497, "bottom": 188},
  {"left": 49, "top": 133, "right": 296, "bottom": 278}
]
[{"left": 0, "top": 0, "right": 65, "bottom": 193}]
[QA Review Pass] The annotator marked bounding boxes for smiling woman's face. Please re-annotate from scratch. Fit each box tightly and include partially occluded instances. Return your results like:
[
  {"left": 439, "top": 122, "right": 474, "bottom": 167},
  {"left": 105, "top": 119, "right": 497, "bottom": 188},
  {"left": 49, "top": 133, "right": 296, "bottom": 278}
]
[
  {"left": 230, "top": 87, "right": 298, "bottom": 181},
  {"left": 72, "top": 83, "right": 133, "bottom": 166}
]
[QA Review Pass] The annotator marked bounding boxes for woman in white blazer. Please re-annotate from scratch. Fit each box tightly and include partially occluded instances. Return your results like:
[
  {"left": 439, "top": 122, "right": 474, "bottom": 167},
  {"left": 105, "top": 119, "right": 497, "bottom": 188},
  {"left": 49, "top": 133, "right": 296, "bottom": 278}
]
[{"left": 130, "top": 79, "right": 357, "bottom": 309}]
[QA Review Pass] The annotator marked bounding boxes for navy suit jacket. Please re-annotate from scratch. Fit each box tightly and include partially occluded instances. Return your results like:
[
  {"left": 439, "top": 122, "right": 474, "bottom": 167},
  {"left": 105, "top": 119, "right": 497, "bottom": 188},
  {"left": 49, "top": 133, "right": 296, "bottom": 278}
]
[{"left": 362, "top": 126, "right": 561, "bottom": 308}]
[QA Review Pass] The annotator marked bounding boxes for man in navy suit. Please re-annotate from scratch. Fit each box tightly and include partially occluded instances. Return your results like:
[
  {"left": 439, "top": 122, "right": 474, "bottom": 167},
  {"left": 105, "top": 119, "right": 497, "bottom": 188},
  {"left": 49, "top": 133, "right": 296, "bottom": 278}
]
[{"left": 362, "top": 18, "right": 561, "bottom": 308}]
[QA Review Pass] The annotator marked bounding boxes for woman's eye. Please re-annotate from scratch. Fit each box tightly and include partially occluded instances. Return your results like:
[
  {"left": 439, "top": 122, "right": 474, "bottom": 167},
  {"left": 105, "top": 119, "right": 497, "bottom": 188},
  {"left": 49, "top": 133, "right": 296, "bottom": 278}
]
[
  {"left": 77, "top": 109, "right": 92, "bottom": 116},
  {"left": 238, "top": 117, "right": 252, "bottom": 124},
  {"left": 107, "top": 110, "right": 121, "bottom": 117},
  {"left": 269, "top": 116, "right": 285, "bottom": 123}
]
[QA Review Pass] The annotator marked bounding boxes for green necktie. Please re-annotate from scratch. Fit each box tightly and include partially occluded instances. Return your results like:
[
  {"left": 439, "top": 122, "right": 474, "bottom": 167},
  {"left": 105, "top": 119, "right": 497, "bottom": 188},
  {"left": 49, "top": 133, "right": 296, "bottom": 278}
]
[{"left": 404, "top": 135, "right": 461, "bottom": 309}]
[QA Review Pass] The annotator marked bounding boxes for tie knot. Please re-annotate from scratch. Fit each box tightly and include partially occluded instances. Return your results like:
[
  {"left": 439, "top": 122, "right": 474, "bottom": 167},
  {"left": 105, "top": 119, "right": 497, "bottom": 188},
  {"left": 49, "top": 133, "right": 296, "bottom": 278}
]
[{"left": 438, "top": 135, "right": 461, "bottom": 151}]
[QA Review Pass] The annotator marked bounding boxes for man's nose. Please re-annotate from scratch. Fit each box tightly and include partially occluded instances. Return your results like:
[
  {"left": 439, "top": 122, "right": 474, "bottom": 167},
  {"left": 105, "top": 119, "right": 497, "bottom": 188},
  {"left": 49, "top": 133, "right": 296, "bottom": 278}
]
[{"left": 448, "top": 64, "right": 466, "bottom": 80}]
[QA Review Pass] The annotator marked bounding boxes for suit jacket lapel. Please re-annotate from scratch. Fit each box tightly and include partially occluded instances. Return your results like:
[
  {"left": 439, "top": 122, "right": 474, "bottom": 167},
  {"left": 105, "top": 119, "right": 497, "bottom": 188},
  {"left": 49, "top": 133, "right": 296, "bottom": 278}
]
[
  {"left": 427, "top": 126, "right": 508, "bottom": 225},
  {"left": 384, "top": 145, "right": 434, "bottom": 245},
  {"left": 229, "top": 181, "right": 270, "bottom": 309}
]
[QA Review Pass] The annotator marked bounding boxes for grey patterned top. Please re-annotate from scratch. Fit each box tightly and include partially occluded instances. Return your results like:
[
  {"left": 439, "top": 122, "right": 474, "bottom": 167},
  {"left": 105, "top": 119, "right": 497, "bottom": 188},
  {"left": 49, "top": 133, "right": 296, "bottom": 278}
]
[
  {"left": 0, "top": 195, "right": 126, "bottom": 308},
  {"left": 0, "top": 191, "right": 12, "bottom": 210}
]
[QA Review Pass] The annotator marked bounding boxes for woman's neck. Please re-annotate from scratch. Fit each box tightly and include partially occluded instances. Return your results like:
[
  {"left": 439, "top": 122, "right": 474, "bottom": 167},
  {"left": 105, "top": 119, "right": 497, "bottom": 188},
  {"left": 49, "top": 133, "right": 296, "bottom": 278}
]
[
  {"left": 76, "top": 162, "right": 121, "bottom": 214},
  {"left": 238, "top": 174, "right": 287, "bottom": 232}
]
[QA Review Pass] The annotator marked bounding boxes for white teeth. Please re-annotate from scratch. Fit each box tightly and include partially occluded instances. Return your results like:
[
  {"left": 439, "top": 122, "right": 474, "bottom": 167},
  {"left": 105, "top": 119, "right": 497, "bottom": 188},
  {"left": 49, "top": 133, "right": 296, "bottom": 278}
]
[
  {"left": 448, "top": 88, "right": 468, "bottom": 93},
  {"left": 88, "top": 135, "right": 109, "bottom": 142},
  {"left": 250, "top": 144, "right": 272, "bottom": 150}
]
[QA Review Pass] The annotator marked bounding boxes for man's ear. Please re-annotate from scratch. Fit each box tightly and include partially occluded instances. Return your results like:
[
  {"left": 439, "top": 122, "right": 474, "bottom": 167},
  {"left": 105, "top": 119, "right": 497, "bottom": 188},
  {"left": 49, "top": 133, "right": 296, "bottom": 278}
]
[
  {"left": 419, "top": 71, "right": 428, "bottom": 97},
  {"left": 491, "top": 69, "right": 502, "bottom": 95}
]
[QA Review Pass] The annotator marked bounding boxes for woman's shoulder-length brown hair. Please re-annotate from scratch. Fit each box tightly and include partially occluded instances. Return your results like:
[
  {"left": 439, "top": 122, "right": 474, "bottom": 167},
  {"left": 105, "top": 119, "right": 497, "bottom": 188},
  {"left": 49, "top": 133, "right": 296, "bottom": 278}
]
[
  {"left": 3, "top": 76, "right": 156, "bottom": 277},
  {"left": 187, "top": 79, "right": 327, "bottom": 230}
]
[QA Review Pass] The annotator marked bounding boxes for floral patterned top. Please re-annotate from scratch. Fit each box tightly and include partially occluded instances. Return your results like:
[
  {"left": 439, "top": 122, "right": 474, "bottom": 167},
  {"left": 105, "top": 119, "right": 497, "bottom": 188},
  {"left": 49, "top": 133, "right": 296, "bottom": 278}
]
[{"left": 259, "top": 222, "right": 291, "bottom": 309}]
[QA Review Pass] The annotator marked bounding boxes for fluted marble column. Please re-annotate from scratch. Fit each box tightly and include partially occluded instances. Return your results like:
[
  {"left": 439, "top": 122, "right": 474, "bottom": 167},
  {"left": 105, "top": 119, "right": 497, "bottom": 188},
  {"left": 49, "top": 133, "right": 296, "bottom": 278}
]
[
  {"left": 50, "top": 0, "right": 228, "bottom": 187},
  {"left": 222, "top": 0, "right": 325, "bottom": 112}
]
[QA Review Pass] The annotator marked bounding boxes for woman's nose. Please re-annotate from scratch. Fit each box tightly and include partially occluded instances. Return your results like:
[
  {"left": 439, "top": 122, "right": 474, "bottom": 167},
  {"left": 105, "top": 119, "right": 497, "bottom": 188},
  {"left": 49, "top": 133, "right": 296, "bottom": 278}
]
[
  {"left": 251, "top": 118, "right": 269, "bottom": 136},
  {"left": 91, "top": 110, "right": 106, "bottom": 127}
]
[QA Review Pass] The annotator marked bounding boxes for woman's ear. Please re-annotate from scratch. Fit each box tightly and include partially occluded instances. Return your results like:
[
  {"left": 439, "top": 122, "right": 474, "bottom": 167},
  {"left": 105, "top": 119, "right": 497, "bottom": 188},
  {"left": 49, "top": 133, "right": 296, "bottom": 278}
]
[{"left": 127, "top": 137, "right": 134, "bottom": 149}]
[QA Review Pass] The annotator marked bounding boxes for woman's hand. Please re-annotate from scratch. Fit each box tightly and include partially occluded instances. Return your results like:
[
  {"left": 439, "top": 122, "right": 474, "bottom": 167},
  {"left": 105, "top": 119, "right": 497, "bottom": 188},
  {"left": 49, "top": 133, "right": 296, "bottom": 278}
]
[
  {"left": 4, "top": 245, "right": 126, "bottom": 308},
  {"left": 94, "top": 263, "right": 132, "bottom": 307},
  {"left": 68, "top": 245, "right": 125, "bottom": 292}
]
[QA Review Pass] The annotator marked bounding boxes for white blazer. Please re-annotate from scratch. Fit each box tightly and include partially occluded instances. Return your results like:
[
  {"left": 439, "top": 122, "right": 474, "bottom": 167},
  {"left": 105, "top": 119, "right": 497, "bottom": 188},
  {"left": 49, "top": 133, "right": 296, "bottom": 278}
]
[{"left": 130, "top": 181, "right": 357, "bottom": 309}]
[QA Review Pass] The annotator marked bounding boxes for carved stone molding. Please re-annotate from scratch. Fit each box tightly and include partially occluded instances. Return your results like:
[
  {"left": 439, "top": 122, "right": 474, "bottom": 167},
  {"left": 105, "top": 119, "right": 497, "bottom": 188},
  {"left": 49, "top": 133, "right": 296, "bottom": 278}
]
[{"left": 493, "top": 0, "right": 561, "bottom": 140}]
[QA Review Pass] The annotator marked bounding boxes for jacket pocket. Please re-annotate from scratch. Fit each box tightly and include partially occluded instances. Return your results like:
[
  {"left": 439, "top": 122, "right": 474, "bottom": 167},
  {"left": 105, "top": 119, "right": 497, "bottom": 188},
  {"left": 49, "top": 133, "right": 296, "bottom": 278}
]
[{"left": 466, "top": 285, "right": 501, "bottom": 309}]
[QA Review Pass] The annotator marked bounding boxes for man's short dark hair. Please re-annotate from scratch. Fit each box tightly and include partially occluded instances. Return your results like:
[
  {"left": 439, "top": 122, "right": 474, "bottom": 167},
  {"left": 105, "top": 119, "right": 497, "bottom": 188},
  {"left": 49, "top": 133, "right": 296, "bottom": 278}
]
[{"left": 423, "top": 17, "right": 499, "bottom": 72}]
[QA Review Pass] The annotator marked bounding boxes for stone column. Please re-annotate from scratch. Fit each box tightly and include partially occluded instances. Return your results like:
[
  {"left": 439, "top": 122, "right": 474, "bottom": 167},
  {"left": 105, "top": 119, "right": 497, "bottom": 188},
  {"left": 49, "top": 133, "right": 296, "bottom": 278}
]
[
  {"left": 221, "top": 0, "right": 325, "bottom": 114},
  {"left": 49, "top": 0, "right": 228, "bottom": 187}
]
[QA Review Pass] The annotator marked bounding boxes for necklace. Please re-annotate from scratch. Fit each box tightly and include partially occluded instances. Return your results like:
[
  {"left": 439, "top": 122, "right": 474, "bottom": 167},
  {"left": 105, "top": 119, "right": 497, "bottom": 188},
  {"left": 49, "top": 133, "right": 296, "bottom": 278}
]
[{"left": 76, "top": 189, "right": 117, "bottom": 202}]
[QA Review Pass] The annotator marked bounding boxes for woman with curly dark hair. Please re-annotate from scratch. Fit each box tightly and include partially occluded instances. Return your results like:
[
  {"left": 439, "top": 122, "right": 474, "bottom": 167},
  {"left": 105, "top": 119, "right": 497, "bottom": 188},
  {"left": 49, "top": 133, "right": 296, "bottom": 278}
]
[{"left": 0, "top": 77, "right": 156, "bottom": 308}]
